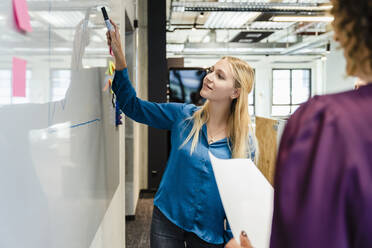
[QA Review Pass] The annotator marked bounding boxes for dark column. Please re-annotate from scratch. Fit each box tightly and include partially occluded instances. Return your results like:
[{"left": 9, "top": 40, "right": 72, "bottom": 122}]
[{"left": 147, "top": 0, "right": 167, "bottom": 190}]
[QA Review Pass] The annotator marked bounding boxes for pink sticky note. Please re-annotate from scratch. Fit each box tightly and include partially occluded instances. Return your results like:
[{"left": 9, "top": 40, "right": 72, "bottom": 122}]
[
  {"left": 12, "top": 57, "right": 27, "bottom": 97},
  {"left": 13, "top": 0, "right": 32, "bottom": 32}
]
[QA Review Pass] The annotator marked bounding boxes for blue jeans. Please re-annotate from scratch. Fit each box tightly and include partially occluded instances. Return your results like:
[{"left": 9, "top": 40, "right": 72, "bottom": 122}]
[{"left": 150, "top": 207, "right": 225, "bottom": 248}]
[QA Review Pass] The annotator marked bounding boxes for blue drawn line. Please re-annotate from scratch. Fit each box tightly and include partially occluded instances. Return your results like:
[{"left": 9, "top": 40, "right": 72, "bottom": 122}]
[
  {"left": 70, "top": 118, "right": 100, "bottom": 129},
  {"left": 48, "top": 118, "right": 100, "bottom": 133}
]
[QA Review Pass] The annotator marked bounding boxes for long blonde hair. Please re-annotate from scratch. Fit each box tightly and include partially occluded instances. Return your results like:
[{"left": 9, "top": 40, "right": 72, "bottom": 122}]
[{"left": 181, "top": 56, "right": 255, "bottom": 158}]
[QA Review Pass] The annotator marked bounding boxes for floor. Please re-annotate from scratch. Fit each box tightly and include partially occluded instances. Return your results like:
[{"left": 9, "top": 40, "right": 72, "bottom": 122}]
[{"left": 125, "top": 193, "right": 154, "bottom": 248}]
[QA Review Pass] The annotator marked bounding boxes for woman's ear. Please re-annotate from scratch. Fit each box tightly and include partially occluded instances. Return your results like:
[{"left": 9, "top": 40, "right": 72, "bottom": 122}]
[{"left": 231, "top": 88, "right": 241, "bottom": 99}]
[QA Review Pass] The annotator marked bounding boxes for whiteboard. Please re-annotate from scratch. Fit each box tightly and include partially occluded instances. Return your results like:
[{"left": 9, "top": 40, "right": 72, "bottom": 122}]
[{"left": 0, "top": 1, "right": 121, "bottom": 247}]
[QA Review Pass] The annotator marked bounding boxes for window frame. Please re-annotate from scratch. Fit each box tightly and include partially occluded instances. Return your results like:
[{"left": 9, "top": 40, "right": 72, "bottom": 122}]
[
  {"left": 248, "top": 68, "right": 256, "bottom": 116},
  {"left": 248, "top": 80, "right": 255, "bottom": 116},
  {"left": 271, "top": 68, "right": 312, "bottom": 117},
  {"left": 50, "top": 68, "right": 72, "bottom": 102},
  {"left": 0, "top": 69, "right": 32, "bottom": 105}
]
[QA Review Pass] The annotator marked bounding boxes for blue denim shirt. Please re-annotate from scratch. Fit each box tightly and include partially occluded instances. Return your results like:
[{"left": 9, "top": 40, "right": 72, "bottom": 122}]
[{"left": 113, "top": 69, "right": 256, "bottom": 245}]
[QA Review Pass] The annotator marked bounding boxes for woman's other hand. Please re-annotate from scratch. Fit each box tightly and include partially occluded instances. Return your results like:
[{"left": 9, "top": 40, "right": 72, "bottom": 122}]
[
  {"left": 225, "top": 231, "right": 253, "bottom": 248},
  {"left": 105, "top": 19, "right": 127, "bottom": 70}
]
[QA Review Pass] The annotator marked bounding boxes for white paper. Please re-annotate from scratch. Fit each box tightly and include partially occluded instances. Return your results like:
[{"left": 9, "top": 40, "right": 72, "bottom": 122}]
[{"left": 209, "top": 152, "right": 274, "bottom": 247}]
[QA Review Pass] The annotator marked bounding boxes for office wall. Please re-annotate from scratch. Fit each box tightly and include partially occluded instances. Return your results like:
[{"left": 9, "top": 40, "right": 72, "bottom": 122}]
[
  {"left": 122, "top": 0, "right": 149, "bottom": 217},
  {"left": 254, "top": 59, "right": 319, "bottom": 118},
  {"left": 124, "top": 0, "right": 136, "bottom": 28},
  {"left": 325, "top": 40, "right": 356, "bottom": 94},
  {"left": 134, "top": 0, "right": 149, "bottom": 202},
  {"left": 125, "top": 29, "right": 136, "bottom": 216}
]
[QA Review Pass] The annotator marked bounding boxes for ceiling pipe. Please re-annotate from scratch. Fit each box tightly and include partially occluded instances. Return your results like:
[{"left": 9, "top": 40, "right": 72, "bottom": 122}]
[
  {"left": 172, "top": 1, "right": 332, "bottom": 14},
  {"left": 280, "top": 31, "right": 333, "bottom": 54},
  {"left": 263, "top": 22, "right": 316, "bottom": 43}
]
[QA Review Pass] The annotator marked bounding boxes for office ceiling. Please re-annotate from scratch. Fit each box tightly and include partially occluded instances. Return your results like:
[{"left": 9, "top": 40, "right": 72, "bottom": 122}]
[
  {"left": 166, "top": 0, "right": 334, "bottom": 57},
  {"left": 0, "top": 0, "right": 335, "bottom": 64}
]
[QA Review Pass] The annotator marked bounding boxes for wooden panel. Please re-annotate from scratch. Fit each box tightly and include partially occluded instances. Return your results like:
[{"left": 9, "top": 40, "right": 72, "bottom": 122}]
[
  {"left": 167, "top": 57, "right": 184, "bottom": 69},
  {"left": 255, "top": 116, "right": 279, "bottom": 186}
]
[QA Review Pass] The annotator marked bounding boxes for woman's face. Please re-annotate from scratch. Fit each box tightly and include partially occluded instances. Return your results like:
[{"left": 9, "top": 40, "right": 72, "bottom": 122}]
[{"left": 200, "top": 59, "right": 240, "bottom": 102}]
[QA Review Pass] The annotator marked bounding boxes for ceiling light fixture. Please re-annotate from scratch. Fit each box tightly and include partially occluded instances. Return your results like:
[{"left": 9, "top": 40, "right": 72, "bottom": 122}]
[
  {"left": 204, "top": 12, "right": 260, "bottom": 29},
  {"left": 272, "top": 16, "right": 334, "bottom": 22}
]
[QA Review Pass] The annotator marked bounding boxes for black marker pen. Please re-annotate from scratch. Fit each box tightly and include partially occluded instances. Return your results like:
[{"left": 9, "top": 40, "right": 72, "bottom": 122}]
[{"left": 101, "top": 7, "right": 113, "bottom": 31}]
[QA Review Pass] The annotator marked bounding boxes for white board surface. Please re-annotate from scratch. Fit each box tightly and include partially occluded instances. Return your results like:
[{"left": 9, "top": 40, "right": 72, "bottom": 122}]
[{"left": 0, "top": 1, "right": 121, "bottom": 247}]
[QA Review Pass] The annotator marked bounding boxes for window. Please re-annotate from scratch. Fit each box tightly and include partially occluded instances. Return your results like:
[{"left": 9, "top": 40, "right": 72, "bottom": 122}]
[
  {"left": 248, "top": 83, "right": 255, "bottom": 116},
  {"left": 0, "top": 69, "right": 32, "bottom": 105},
  {"left": 248, "top": 68, "right": 256, "bottom": 116},
  {"left": 50, "top": 70, "right": 71, "bottom": 101},
  {"left": 272, "top": 69, "right": 311, "bottom": 117},
  {"left": 0, "top": 70, "right": 11, "bottom": 105}
]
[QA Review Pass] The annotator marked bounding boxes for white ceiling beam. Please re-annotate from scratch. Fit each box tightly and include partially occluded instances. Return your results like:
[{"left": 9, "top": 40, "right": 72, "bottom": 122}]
[
  {"left": 280, "top": 31, "right": 333, "bottom": 54},
  {"left": 172, "top": 1, "right": 332, "bottom": 13},
  {"left": 181, "top": 42, "right": 290, "bottom": 49}
]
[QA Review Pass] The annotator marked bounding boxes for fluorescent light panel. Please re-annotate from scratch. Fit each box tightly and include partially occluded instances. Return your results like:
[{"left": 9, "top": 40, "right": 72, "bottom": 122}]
[
  {"left": 183, "top": 47, "right": 285, "bottom": 53},
  {"left": 270, "top": 5, "right": 333, "bottom": 11},
  {"left": 249, "top": 21, "right": 295, "bottom": 30},
  {"left": 204, "top": 12, "right": 261, "bottom": 28},
  {"left": 282, "top": 0, "right": 330, "bottom": 3},
  {"left": 272, "top": 16, "right": 334, "bottom": 22}
]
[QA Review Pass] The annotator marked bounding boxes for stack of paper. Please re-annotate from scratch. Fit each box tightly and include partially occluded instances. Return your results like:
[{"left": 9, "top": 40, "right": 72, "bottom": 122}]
[{"left": 209, "top": 152, "right": 274, "bottom": 247}]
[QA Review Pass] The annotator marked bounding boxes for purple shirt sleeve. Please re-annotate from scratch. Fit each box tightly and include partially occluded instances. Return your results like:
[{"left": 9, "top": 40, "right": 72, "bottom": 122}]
[{"left": 270, "top": 91, "right": 372, "bottom": 248}]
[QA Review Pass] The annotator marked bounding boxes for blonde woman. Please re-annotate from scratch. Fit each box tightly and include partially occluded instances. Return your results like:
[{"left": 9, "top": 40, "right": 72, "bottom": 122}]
[{"left": 107, "top": 20, "right": 256, "bottom": 248}]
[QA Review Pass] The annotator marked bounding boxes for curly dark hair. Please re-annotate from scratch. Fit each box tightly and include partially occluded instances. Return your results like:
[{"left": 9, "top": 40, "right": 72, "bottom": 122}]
[{"left": 331, "top": 0, "right": 372, "bottom": 77}]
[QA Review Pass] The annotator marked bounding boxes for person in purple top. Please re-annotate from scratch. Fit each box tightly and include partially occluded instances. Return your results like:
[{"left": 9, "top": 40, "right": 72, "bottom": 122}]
[{"left": 229, "top": 0, "right": 372, "bottom": 247}]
